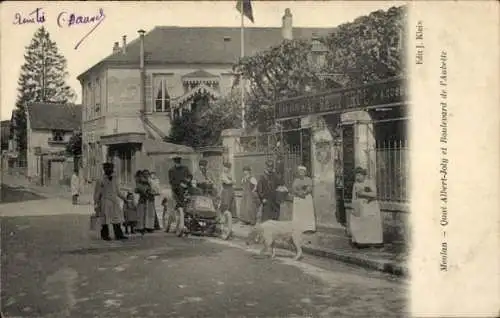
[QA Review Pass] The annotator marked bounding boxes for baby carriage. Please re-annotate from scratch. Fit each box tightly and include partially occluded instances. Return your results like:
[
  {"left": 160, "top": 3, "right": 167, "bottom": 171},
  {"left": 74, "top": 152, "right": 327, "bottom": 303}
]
[{"left": 176, "top": 181, "right": 232, "bottom": 240}]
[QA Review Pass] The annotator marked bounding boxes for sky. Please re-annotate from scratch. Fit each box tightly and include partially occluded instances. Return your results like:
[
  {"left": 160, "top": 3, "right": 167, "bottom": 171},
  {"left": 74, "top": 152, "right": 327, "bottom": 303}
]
[{"left": 0, "top": 1, "right": 398, "bottom": 120}]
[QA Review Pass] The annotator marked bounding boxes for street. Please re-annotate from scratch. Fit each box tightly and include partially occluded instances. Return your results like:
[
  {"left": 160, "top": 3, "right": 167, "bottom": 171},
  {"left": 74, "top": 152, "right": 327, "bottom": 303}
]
[{"left": 1, "top": 187, "right": 408, "bottom": 318}]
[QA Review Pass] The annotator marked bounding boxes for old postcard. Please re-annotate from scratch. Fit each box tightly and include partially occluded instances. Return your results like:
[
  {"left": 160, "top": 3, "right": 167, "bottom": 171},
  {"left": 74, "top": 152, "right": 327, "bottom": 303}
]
[{"left": 0, "top": 1, "right": 498, "bottom": 317}]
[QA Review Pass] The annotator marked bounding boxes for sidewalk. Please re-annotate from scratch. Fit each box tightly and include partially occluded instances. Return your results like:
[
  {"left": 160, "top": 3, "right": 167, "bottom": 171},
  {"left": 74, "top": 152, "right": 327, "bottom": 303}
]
[
  {"left": 1, "top": 174, "right": 93, "bottom": 204},
  {"left": 230, "top": 222, "right": 409, "bottom": 277}
]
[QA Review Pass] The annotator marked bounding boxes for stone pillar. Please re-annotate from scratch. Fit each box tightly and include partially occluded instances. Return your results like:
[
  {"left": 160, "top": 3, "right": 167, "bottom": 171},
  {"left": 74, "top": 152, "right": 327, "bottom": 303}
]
[
  {"left": 221, "top": 128, "right": 242, "bottom": 181},
  {"left": 306, "top": 115, "right": 342, "bottom": 229},
  {"left": 340, "top": 111, "right": 376, "bottom": 179}
]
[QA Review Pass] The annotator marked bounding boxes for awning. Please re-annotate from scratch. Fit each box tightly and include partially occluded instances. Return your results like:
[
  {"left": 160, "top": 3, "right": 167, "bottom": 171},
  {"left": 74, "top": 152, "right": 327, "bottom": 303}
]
[{"left": 100, "top": 133, "right": 146, "bottom": 145}]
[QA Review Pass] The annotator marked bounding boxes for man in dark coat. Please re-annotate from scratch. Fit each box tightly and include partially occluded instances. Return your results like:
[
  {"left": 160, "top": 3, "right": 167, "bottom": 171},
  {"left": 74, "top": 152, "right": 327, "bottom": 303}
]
[
  {"left": 256, "top": 160, "right": 283, "bottom": 221},
  {"left": 94, "top": 162, "right": 127, "bottom": 241},
  {"left": 168, "top": 156, "right": 191, "bottom": 208}
]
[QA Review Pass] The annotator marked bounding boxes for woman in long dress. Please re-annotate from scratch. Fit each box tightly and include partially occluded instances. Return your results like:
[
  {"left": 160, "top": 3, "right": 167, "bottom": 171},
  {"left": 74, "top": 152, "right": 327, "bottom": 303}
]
[
  {"left": 291, "top": 165, "right": 316, "bottom": 233},
  {"left": 240, "top": 166, "right": 259, "bottom": 225},
  {"left": 219, "top": 162, "right": 236, "bottom": 218},
  {"left": 135, "top": 170, "right": 156, "bottom": 234},
  {"left": 349, "top": 167, "right": 384, "bottom": 247}
]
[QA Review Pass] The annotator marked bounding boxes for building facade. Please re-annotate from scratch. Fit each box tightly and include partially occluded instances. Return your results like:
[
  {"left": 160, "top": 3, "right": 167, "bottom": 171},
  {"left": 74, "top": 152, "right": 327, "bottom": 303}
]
[
  {"left": 77, "top": 9, "right": 332, "bottom": 186},
  {"left": 25, "top": 103, "right": 82, "bottom": 185}
]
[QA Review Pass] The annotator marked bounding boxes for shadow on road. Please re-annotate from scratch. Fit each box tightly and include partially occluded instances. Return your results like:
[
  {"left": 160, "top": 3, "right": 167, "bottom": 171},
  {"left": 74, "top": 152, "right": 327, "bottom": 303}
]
[{"left": 0, "top": 185, "right": 46, "bottom": 204}]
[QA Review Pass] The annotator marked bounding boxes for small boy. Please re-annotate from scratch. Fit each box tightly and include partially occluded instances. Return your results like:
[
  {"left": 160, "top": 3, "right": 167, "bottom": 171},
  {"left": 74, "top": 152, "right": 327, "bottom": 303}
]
[
  {"left": 123, "top": 192, "right": 138, "bottom": 234},
  {"left": 161, "top": 197, "right": 174, "bottom": 233}
]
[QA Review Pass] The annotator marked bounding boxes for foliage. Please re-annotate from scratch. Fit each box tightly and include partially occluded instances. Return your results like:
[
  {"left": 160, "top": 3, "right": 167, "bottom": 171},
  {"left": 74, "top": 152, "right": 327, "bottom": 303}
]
[
  {"left": 322, "top": 6, "right": 406, "bottom": 85},
  {"left": 66, "top": 130, "right": 82, "bottom": 157},
  {"left": 13, "top": 26, "right": 77, "bottom": 156},
  {"left": 165, "top": 91, "right": 241, "bottom": 148},
  {"left": 233, "top": 40, "right": 331, "bottom": 130},
  {"left": 66, "top": 130, "right": 82, "bottom": 172},
  {"left": 233, "top": 5, "right": 406, "bottom": 131}
]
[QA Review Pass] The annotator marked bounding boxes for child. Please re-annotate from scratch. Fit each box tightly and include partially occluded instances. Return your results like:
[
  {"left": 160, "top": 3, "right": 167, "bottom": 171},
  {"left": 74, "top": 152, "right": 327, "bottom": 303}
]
[
  {"left": 149, "top": 172, "right": 161, "bottom": 195},
  {"left": 123, "top": 192, "right": 138, "bottom": 234},
  {"left": 161, "top": 197, "right": 173, "bottom": 233},
  {"left": 149, "top": 171, "right": 162, "bottom": 230}
]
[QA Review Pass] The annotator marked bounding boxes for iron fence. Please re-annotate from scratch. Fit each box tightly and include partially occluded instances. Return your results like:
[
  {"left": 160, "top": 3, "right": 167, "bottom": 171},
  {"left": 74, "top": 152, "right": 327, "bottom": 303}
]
[
  {"left": 374, "top": 140, "right": 409, "bottom": 202},
  {"left": 234, "top": 128, "right": 311, "bottom": 189}
]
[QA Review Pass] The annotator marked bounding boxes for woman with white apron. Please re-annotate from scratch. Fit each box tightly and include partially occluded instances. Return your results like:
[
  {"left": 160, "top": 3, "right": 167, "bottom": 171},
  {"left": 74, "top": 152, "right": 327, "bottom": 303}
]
[
  {"left": 291, "top": 165, "right": 316, "bottom": 233},
  {"left": 349, "top": 167, "right": 384, "bottom": 247}
]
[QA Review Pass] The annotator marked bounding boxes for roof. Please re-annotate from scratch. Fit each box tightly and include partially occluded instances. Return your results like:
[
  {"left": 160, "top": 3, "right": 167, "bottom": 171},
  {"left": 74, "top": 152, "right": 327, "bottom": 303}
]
[
  {"left": 26, "top": 103, "right": 82, "bottom": 131},
  {"left": 174, "top": 83, "right": 220, "bottom": 106},
  {"left": 143, "top": 139, "right": 195, "bottom": 154},
  {"left": 182, "top": 70, "right": 217, "bottom": 79},
  {"left": 77, "top": 26, "right": 333, "bottom": 80}
]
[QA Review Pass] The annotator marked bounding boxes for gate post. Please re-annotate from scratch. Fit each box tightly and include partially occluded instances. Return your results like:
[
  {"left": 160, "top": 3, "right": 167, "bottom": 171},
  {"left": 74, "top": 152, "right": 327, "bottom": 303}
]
[
  {"left": 307, "top": 115, "right": 342, "bottom": 229},
  {"left": 221, "top": 128, "right": 242, "bottom": 182},
  {"left": 341, "top": 111, "right": 376, "bottom": 180}
]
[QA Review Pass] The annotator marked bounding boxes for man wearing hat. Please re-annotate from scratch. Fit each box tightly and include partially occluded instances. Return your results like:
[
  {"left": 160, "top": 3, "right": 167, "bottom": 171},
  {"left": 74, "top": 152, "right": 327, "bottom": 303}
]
[
  {"left": 256, "top": 159, "right": 283, "bottom": 222},
  {"left": 94, "top": 162, "right": 128, "bottom": 240},
  {"left": 168, "top": 156, "right": 192, "bottom": 209},
  {"left": 193, "top": 159, "right": 216, "bottom": 197}
]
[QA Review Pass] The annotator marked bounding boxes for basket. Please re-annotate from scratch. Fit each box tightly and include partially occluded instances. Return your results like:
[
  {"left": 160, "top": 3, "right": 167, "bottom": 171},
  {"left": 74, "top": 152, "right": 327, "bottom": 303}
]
[{"left": 89, "top": 215, "right": 103, "bottom": 231}]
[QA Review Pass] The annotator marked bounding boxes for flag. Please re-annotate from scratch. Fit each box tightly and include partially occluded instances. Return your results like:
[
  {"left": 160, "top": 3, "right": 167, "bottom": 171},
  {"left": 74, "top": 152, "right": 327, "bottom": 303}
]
[{"left": 236, "top": 0, "right": 254, "bottom": 23}]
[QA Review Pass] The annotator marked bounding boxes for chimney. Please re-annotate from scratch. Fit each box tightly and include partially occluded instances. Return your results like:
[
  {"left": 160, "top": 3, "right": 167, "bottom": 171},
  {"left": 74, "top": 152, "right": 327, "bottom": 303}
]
[
  {"left": 138, "top": 29, "right": 146, "bottom": 114},
  {"left": 282, "top": 8, "right": 293, "bottom": 40},
  {"left": 138, "top": 29, "right": 146, "bottom": 69},
  {"left": 112, "top": 42, "right": 120, "bottom": 54},
  {"left": 122, "top": 35, "right": 127, "bottom": 54}
]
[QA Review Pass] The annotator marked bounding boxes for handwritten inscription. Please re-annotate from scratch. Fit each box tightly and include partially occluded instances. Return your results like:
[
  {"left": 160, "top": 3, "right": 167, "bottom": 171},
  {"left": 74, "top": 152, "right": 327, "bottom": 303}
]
[
  {"left": 57, "top": 9, "right": 105, "bottom": 28},
  {"left": 13, "top": 8, "right": 106, "bottom": 50},
  {"left": 13, "top": 8, "right": 46, "bottom": 25},
  {"left": 57, "top": 8, "right": 106, "bottom": 50}
]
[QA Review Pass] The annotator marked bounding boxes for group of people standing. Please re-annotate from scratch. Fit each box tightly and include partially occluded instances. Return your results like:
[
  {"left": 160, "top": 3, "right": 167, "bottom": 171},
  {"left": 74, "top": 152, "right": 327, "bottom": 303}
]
[
  {"left": 239, "top": 159, "right": 316, "bottom": 234},
  {"left": 93, "top": 163, "right": 163, "bottom": 241},
  {"left": 92, "top": 156, "right": 384, "bottom": 248}
]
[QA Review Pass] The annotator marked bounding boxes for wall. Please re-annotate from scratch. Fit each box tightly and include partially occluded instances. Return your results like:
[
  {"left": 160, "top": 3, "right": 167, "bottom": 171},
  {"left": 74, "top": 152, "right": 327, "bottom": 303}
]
[
  {"left": 26, "top": 129, "right": 71, "bottom": 178},
  {"left": 143, "top": 64, "right": 234, "bottom": 114},
  {"left": 107, "top": 68, "right": 141, "bottom": 115}
]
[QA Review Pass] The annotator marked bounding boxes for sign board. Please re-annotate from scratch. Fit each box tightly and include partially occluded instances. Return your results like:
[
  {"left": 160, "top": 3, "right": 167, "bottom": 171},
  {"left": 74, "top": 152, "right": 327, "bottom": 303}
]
[{"left": 275, "top": 77, "right": 406, "bottom": 120}]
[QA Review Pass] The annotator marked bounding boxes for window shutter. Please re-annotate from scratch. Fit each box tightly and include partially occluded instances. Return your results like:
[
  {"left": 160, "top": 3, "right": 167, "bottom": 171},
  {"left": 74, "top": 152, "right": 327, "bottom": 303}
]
[{"left": 145, "top": 74, "right": 153, "bottom": 113}]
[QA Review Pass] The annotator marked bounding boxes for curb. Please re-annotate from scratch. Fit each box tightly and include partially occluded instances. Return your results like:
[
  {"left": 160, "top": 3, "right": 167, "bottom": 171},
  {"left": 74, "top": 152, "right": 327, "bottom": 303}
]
[{"left": 231, "top": 229, "right": 408, "bottom": 277}]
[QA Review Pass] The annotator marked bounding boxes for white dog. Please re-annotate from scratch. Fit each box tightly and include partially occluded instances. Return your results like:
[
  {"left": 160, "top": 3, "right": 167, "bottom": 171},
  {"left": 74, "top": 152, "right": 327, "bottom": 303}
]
[{"left": 245, "top": 220, "right": 303, "bottom": 260}]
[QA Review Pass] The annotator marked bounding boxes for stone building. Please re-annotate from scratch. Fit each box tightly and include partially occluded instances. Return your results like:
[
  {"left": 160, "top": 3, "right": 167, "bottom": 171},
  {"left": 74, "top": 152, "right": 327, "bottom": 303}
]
[
  {"left": 25, "top": 103, "right": 82, "bottom": 185},
  {"left": 77, "top": 9, "right": 333, "bottom": 187}
]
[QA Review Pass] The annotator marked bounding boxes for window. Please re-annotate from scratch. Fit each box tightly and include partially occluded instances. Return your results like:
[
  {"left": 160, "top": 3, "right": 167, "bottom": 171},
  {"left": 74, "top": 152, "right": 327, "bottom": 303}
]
[
  {"left": 52, "top": 130, "right": 64, "bottom": 141},
  {"left": 95, "top": 78, "right": 101, "bottom": 114},
  {"left": 87, "top": 82, "right": 93, "bottom": 119},
  {"left": 153, "top": 76, "right": 171, "bottom": 112}
]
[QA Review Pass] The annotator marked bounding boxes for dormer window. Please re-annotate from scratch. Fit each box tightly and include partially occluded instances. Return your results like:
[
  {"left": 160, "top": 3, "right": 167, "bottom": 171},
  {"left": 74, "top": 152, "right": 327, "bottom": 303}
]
[{"left": 153, "top": 75, "right": 171, "bottom": 112}]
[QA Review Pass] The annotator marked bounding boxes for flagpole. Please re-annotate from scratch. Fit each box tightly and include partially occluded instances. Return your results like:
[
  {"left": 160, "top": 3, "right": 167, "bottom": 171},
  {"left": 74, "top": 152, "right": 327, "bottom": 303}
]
[{"left": 240, "top": 9, "right": 246, "bottom": 130}]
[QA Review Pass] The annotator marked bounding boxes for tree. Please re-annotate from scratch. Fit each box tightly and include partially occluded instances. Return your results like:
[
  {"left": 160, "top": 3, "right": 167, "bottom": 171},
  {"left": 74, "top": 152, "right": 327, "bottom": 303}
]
[
  {"left": 166, "top": 91, "right": 241, "bottom": 148},
  {"left": 233, "top": 5, "right": 406, "bottom": 131},
  {"left": 66, "top": 130, "right": 82, "bottom": 172},
  {"left": 322, "top": 6, "right": 406, "bottom": 85},
  {"left": 13, "top": 26, "right": 76, "bottom": 159},
  {"left": 233, "top": 39, "right": 328, "bottom": 130}
]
